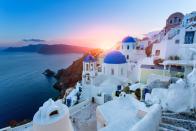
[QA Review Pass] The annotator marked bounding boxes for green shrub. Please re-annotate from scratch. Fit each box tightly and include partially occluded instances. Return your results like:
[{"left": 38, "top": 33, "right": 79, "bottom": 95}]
[{"left": 123, "top": 86, "right": 130, "bottom": 94}]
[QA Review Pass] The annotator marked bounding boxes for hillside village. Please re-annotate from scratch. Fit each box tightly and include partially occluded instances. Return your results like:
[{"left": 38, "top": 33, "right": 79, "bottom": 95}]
[{"left": 1, "top": 11, "right": 196, "bottom": 131}]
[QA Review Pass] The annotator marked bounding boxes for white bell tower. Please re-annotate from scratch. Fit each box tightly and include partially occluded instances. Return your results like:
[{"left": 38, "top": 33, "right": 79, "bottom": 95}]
[
  {"left": 121, "top": 36, "right": 136, "bottom": 62},
  {"left": 82, "top": 54, "right": 96, "bottom": 85}
]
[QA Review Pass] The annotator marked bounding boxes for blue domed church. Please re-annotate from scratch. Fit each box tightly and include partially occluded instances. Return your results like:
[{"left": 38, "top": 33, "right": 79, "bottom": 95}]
[
  {"left": 102, "top": 51, "right": 128, "bottom": 78},
  {"left": 82, "top": 36, "right": 141, "bottom": 84}
]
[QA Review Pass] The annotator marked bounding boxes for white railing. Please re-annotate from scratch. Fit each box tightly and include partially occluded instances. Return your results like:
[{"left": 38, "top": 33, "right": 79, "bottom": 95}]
[{"left": 130, "top": 104, "right": 161, "bottom": 131}]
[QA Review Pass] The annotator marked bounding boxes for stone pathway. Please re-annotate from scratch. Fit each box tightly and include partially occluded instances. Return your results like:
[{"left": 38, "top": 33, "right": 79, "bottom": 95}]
[
  {"left": 71, "top": 103, "right": 98, "bottom": 131},
  {"left": 159, "top": 111, "right": 196, "bottom": 131}
]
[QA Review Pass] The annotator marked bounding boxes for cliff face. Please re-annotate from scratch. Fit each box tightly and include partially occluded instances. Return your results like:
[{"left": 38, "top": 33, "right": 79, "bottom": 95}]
[
  {"left": 53, "top": 49, "right": 103, "bottom": 97},
  {"left": 54, "top": 56, "right": 84, "bottom": 90}
]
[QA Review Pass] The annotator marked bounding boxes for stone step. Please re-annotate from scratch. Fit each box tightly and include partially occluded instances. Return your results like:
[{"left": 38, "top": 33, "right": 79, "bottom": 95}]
[
  {"left": 162, "top": 116, "right": 196, "bottom": 124},
  {"left": 159, "top": 126, "right": 174, "bottom": 131},
  {"left": 162, "top": 116, "right": 196, "bottom": 130},
  {"left": 162, "top": 112, "right": 179, "bottom": 115},
  {"left": 159, "top": 123, "right": 188, "bottom": 131},
  {"left": 162, "top": 112, "right": 196, "bottom": 121},
  {"left": 80, "top": 86, "right": 91, "bottom": 101}
]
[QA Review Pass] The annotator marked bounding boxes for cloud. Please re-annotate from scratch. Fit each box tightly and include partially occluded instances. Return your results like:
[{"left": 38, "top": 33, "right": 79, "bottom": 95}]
[{"left": 22, "top": 39, "right": 46, "bottom": 43}]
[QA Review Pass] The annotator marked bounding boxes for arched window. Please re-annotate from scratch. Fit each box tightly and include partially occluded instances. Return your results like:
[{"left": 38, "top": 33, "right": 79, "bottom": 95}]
[
  {"left": 121, "top": 68, "right": 123, "bottom": 75},
  {"left": 174, "top": 17, "right": 177, "bottom": 23},
  {"left": 86, "top": 64, "right": 89, "bottom": 71},
  {"left": 111, "top": 68, "right": 114, "bottom": 75},
  {"left": 127, "top": 55, "right": 129, "bottom": 60},
  {"left": 49, "top": 110, "right": 59, "bottom": 117},
  {"left": 127, "top": 45, "right": 129, "bottom": 50},
  {"left": 91, "top": 63, "right": 93, "bottom": 71},
  {"left": 169, "top": 19, "right": 173, "bottom": 24}
]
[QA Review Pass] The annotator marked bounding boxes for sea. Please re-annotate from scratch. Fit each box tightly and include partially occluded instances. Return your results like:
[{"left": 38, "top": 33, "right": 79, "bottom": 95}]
[{"left": 0, "top": 51, "right": 82, "bottom": 128}]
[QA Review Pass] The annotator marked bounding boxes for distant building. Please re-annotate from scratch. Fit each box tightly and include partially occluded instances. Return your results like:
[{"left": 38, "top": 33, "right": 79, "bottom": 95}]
[{"left": 165, "top": 12, "right": 184, "bottom": 33}]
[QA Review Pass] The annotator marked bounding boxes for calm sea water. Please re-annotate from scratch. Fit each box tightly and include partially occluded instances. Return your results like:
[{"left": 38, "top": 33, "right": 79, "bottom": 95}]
[{"left": 0, "top": 52, "right": 82, "bottom": 128}]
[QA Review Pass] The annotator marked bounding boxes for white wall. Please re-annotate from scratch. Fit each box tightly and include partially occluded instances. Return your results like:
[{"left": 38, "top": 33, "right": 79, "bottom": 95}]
[
  {"left": 102, "top": 63, "right": 128, "bottom": 78},
  {"left": 130, "top": 104, "right": 161, "bottom": 131},
  {"left": 152, "top": 41, "right": 167, "bottom": 59},
  {"left": 121, "top": 42, "right": 135, "bottom": 61},
  {"left": 127, "top": 63, "right": 141, "bottom": 82}
]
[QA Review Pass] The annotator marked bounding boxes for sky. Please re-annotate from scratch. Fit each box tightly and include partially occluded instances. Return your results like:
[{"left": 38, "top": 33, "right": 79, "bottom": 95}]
[{"left": 0, "top": 0, "right": 196, "bottom": 49}]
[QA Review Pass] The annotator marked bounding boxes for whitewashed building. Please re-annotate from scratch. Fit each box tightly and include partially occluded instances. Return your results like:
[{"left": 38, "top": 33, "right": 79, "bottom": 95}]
[{"left": 102, "top": 51, "right": 127, "bottom": 79}]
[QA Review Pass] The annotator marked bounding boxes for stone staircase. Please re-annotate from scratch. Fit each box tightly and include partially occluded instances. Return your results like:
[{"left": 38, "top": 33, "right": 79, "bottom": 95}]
[
  {"left": 80, "top": 86, "right": 91, "bottom": 102},
  {"left": 159, "top": 111, "right": 196, "bottom": 131}
]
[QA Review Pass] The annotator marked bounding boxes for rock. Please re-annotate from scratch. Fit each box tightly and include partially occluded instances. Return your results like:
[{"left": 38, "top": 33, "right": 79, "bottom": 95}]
[
  {"left": 43, "top": 69, "right": 55, "bottom": 77},
  {"left": 53, "top": 82, "right": 64, "bottom": 91},
  {"left": 9, "top": 120, "right": 17, "bottom": 127}
]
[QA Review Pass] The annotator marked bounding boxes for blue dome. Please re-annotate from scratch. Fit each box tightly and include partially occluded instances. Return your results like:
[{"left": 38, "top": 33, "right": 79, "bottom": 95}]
[
  {"left": 104, "top": 51, "right": 126, "bottom": 64},
  {"left": 122, "top": 36, "right": 136, "bottom": 43},
  {"left": 84, "top": 54, "right": 96, "bottom": 62}
]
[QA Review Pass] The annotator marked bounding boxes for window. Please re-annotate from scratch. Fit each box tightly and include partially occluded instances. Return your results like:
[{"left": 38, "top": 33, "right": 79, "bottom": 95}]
[
  {"left": 122, "top": 45, "right": 123, "bottom": 49},
  {"left": 175, "top": 39, "right": 180, "bottom": 44},
  {"left": 49, "top": 110, "right": 59, "bottom": 117},
  {"left": 169, "top": 19, "right": 173, "bottom": 24},
  {"left": 179, "top": 18, "right": 181, "bottom": 23},
  {"left": 86, "top": 64, "right": 89, "bottom": 71},
  {"left": 185, "top": 31, "right": 195, "bottom": 44},
  {"left": 155, "top": 50, "right": 160, "bottom": 56},
  {"left": 127, "top": 55, "right": 129, "bottom": 60},
  {"left": 111, "top": 69, "right": 114, "bottom": 75},
  {"left": 127, "top": 45, "right": 129, "bottom": 50},
  {"left": 91, "top": 64, "right": 93, "bottom": 71},
  {"left": 87, "top": 75, "right": 90, "bottom": 80},
  {"left": 174, "top": 17, "right": 177, "bottom": 23}
]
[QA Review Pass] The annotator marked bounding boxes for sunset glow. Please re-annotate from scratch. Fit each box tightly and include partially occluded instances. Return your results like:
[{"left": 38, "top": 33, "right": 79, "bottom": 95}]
[
  {"left": 1, "top": 0, "right": 196, "bottom": 48},
  {"left": 57, "top": 23, "right": 146, "bottom": 49}
]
